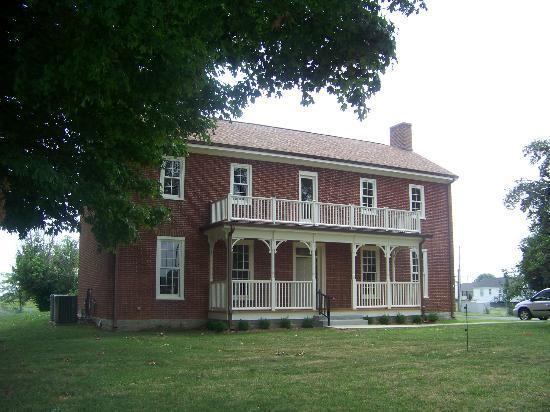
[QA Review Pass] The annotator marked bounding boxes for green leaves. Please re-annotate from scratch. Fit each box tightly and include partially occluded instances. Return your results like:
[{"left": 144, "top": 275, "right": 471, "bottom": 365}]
[{"left": 0, "top": 0, "right": 425, "bottom": 248}]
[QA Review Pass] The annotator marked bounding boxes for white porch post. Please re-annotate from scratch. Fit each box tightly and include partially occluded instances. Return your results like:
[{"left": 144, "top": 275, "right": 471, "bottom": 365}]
[
  {"left": 270, "top": 238, "right": 276, "bottom": 311},
  {"left": 208, "top": 239, "right": 214, "bottom": 283},
  {"left": 311, "top": 240, "right": 317, "bottom": 309},
  {"left": 351, "top": 243, "right": 357, "bottom": 309},
  {"left": 385, "top": 244, "right": 392, "bottom": 309}
]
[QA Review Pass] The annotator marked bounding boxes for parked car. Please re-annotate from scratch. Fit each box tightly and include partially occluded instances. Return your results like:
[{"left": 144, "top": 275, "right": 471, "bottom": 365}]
[{"left": 513, "top": 288, "right": 550, "bottom": 320}]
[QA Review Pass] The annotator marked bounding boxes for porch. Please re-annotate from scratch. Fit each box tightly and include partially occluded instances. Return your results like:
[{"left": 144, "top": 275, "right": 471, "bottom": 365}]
[{"left": 205, "top": 224, "right": 427, "bottom": 316}]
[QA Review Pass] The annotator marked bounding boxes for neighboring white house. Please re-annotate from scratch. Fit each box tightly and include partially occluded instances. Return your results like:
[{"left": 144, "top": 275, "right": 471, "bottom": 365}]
[{"left": 470, "top": 278, "right": 505, "bottom": 303}]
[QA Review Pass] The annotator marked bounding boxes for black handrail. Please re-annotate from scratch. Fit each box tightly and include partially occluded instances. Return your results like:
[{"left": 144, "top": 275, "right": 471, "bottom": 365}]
[{"left": 317, "top": 290, "right": 332, "bottom": 326}]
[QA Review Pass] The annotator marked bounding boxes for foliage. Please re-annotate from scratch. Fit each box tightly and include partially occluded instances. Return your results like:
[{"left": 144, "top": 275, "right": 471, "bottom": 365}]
[
  {"left": 502, "top": 269, "right": 532, "bottom": 303},
  {"left": 395, "top": 313, "right": 406, "bottom": 324},
  {"left": 301, "top": 317, "right": 314, "bottom": 328},
  {"left": 258, "top": 318, "right": 270, "bottom": 330},
  {"left": 473, "top": 273, "right": 495, "bottom": 283},
  {"left": 411, "top": 315, "right": 422, "bottom": 324},
  {"left": 237, "top": 319, "right": 249, "bottom": 331},
  {"left": 206, "top": 320, "right": 226, "bottom": 332},
  {"left": 426, "top": 313, "right": 439, "bottom": 322},
  {"left": 505, "top": 139, "right": 550, "bottom": 290},
  {"left": 378, "top": 314, "right": 390, "bottom": 325},
  {"left": 279, "top": 317, "right": 292, "bottom": 329},
  {"left": 0, "top": 272, "right": 28, "bottom": 311},
  {"left": 0, "top": 0, "right": 426, "bottom": 249},
  {"left": 9, "top": 233, "right": 78, "bottom": 311}
]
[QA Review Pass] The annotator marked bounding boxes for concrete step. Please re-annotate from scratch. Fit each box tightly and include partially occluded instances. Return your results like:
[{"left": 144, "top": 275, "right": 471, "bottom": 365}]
[{"left": 318, "top": 318, "right": 370, "bottom": 327}]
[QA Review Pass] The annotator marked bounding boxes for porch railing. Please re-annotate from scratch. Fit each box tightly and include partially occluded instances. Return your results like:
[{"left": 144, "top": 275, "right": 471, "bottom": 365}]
[
  {"left": 209, "top": 280, "right": 314, "bottom": 311},
  {"left": 211, "top": 195, "right": 421, "bottom": 233},
  {"left": 356, "top": 281, "right": 420, "bottom": 308}
]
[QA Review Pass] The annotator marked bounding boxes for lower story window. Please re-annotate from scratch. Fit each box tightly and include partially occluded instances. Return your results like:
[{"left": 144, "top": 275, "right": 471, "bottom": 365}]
[
  {"left": 232, "top": 243, "right": 252, "bottom": 280},
  {"left": 361, "top": 248, "right": 378, "bottom": 282},
  {"left": 410, "top": 248, "right": 429, "bottom": 298},
  {"left": 156, "top": 237, "right": 184, "bottom": 299}
]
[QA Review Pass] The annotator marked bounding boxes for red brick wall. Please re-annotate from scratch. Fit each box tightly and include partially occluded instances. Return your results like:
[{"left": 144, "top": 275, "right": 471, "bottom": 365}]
[
  {"left": 78, "top": 221, "right": 115, "bottom": 319},
  {"left": 78, "top": 151, "right": 454, "bottom": 321}
]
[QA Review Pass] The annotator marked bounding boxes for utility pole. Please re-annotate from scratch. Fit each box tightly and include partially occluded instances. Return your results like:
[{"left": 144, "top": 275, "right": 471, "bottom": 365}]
[{"left": 457, "top": 246, "right": 462, "bottom": 312}]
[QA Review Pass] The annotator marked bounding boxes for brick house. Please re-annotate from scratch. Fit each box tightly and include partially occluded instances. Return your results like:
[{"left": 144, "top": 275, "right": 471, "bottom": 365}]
[{"left": 78, "top": 120, "right": 457, "bottom": 330}]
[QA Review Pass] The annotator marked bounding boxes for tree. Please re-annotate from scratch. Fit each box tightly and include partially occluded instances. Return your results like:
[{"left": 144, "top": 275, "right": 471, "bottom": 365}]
[
  {"left": 9, "top": 233, "right": 79, "bottom": 311},
  {"left": 473, "top": 273, "right": 495, "bottom": 283},
  {"left": 0, "top": 272, "right": 28, "bottom": 311},
  {"left": 502, "top": 269, "right": 531, "bottom": 303},
  {"left": 505, "top": 139, "right": 550, "bottom": 290},
  {"left": 0, "top": 0, "right": 426, "bottom": 249}
]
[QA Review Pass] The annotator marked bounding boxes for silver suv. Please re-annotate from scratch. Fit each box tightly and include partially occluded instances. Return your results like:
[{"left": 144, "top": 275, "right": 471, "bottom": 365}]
[{"left": 513, "top": 288, "right": 550, "bottom": 320}]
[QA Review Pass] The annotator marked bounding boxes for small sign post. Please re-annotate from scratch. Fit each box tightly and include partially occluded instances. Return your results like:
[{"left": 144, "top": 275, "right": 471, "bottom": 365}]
[{"left": 464, "top": 303, "right": 469, "bottom": 352}]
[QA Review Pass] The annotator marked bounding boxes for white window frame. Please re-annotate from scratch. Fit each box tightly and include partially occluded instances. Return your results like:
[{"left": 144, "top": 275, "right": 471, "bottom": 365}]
[
  {"left": 409, "top": 184, "right": 425, "bottom": 219},
  {"left": 160, "top": 157, "right": 185, "bottom": 200},
  {"left": 410, "top": 249, "right": 420, "bottom": 283},
  {"left": 232, "top": 239, "right": 254, "bottom": 280},
  {"left": 230, "top": 163, "right": 252, "bottom": 198},
  {"left": 410, "top": 249, "right": 428, "bottom": 297},
  {"left": 361, "top": 246, "right": 380, "bottom": 282},
  {"left": 360, "top": 178, "right": 377, "bottom": 209},
  {"left": 156, "top": 236, "right": 185, "bottom": 300},
  {"left": 298, "top": 171, "right": 319, "bottom": 201}
]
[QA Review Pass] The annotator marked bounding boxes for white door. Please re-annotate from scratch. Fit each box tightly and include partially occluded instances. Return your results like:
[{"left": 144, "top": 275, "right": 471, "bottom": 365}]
[{"left": 299, "top": 172, "right": 318, "bottom": 222}]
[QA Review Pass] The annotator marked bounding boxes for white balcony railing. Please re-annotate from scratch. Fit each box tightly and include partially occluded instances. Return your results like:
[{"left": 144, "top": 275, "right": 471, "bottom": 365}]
[
  {"left": 209, "top": 280, "right": 314, "bottom": 311},
  {"left": 356, "top": 281, "right": 420, "bottom": 309},
  {"left": 211, "top": 195, "right": 421, "bottom": 233}
]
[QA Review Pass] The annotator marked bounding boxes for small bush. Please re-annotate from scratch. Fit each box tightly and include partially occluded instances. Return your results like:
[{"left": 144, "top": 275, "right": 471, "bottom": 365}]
[
  {"left": 411, "top": 315, "right": 422, "bottom": 324},
  {"left": 258, "top": 318, "right": 271, "bottom": 329},
  {"left": 302, "top": 317, "right": 314, "bottom": 328},
  {"left": 206, "top": 320, "right": 226, "bottom": 332},
  {"left": 395, "top": 313, "right": 406, "bottom": 324},
  {"left": 279, "top": 317, "right": 292, "bottom": 329},
  {"left": 378, "top": 314, "right": 390, "bottom": 325},
  {"left": 237, "top": 319, "right": 249, "bottom": 331},
  {"left": 426, "top": 312, "right": 439, "bottom": 322}
]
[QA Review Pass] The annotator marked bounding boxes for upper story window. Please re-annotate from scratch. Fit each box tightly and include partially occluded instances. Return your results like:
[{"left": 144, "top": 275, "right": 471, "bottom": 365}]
[
  {"left": 161, "top": 157, "right": 184, "bottom": 200},
  {"left": 360, "top": 178, "right": 377, "bottom": 208},
  {"left": 409, "top": 184, "right": 425, "bottom": 219},
  {"left": 231, "top": 164, "right": 252, "bottom": 197},
  {"left": 156, "top": 236, "right": 185, "bottom": 300}
]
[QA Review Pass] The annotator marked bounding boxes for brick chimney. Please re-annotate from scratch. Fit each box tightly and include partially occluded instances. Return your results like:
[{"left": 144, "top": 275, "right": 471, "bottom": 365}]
[{"left": 390, "top": 122, "right": 413, "bottom": 151}]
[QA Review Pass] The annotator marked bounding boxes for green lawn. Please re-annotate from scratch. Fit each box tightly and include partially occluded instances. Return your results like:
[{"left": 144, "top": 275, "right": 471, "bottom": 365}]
[{"left": 1, "top": 312, "right": 549, "bottom": 411}]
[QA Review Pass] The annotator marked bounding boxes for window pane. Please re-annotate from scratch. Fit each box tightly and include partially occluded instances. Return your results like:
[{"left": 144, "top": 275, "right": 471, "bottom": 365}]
[{"left": 301, "top": 178, "right": 313, "bottom": 201}]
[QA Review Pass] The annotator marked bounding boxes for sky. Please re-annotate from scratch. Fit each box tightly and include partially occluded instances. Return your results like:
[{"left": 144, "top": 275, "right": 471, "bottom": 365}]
[{"left": 1, "top": 0, "right": 548, "bottom": 283}]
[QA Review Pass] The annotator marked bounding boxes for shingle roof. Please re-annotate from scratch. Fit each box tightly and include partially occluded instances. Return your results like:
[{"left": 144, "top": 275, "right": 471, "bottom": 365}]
[
  {"left": 472, "top": 278, "right": 505, "bottom": 288},
  {"left": 461, "top": 283, "right": 474, "bottom": 292},
  {"left": 196, "top": 120, "right": 456, "bottom": 179}
]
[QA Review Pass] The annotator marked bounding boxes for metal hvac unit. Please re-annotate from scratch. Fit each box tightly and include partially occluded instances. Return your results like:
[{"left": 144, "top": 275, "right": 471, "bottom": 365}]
[{"left": 50, "top": 294, "right": 78, "bottom": 324}]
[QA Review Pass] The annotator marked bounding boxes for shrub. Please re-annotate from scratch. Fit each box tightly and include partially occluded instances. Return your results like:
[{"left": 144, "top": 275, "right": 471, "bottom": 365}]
[
  {"left": 301, "top": 317, "right": 314, "bottom": 328},
  {"left": 426, "top": 312, "right": 439, "bottom": 322},
  {"left": 395, "top": 313, "right": 406, "bottom": 324},
  {"left": 411, "top": 315, "right": 422, "bottom": 324},
  {"left": 378, "top": 314, "right": 390, "bottom": 325},
  {"left": 279, "top": 317, "right": 292, "bottom": 329},
  {"left": 237, "top": 319, "right": 249, "bottom": 331},
  {"left": 206, "top": 320, "right": 226, "bottom": 332},
  {"left": 258, "top": 318, "right": 271, "bottom": 329}
]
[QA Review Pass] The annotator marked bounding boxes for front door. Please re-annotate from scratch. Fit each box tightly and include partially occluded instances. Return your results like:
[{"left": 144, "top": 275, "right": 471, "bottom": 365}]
[
  {"left": 294, "top": 243, "right": 325, "bottom": 292},
  {"left": 299, "top": 172, "right": 317, "bottom": 222}
]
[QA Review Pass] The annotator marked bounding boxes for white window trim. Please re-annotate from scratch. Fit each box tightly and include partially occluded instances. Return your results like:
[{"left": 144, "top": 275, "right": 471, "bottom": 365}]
[
  {"left": 160, "top": 156, "right": 185, "bottom": 200},
  {"left": 232, "top": 239, "right": 254, "bottom": 280},
  {"left": 361, "top": 246, "right": 380, "bottom": 282},
  {"left": 230, "top": 163, "right": 252, "bottom": 198},
  {"left": 298, "top": 171, "right": 318, "bottom": 201},
  {"left": 360, "top": 178, "right": 377, "bottom": 209},
  {"left": 409, "top": 184, "right": 426, "bottom": 219},
  {"left": 156, "top": 236, "right": 185, "bottom": 300}
]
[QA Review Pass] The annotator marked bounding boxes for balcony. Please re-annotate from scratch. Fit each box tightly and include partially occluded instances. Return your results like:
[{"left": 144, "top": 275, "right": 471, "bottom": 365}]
[{"left": 211, "top": 194, "right": 421, "bottom": 234}]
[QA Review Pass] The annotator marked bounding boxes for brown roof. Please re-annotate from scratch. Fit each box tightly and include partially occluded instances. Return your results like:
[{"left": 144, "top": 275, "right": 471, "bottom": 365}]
[{"left": 195, "top": 120, "right": 456, "bottom": 179}]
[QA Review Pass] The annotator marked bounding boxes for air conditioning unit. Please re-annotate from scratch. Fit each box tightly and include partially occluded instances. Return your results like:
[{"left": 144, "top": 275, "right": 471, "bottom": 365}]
[{"left": 50, "top": 295, "right": 78, "bottom": 324}]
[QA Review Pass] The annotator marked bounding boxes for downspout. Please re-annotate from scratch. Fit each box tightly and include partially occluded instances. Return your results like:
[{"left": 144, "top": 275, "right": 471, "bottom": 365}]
[
  {"left": 447, "top": 184, "right": 455, "bottom": 319},
  {"left": 226, "top": 225, "right": 235, "bottom": 328},
  {"left": 418, "top": 238, "right": 426, "bottom": 318},
  {"left": 112, "top": 248, "right": 119, "bottom": 330}
]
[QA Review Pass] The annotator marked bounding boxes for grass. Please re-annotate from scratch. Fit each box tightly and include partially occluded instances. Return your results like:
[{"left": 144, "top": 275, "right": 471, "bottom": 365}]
[{"left": 1, "top": 312, "right": 549, "bottom": 411}]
